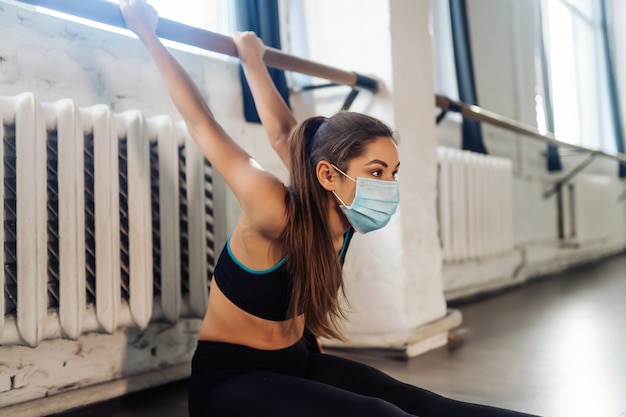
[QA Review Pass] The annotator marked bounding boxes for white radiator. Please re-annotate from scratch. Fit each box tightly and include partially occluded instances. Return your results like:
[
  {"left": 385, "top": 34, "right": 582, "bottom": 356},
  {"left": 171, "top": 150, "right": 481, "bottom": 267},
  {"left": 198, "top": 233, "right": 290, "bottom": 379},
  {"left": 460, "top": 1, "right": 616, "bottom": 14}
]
[
  {"left": 0, "top": 93, "right": 215, "bottom": 347},
  {"left": 437, "top": 147, "right": 514, "bottom": 263},
  {"left": 560, "top": 175, "right": 613, "bottom": 245}
]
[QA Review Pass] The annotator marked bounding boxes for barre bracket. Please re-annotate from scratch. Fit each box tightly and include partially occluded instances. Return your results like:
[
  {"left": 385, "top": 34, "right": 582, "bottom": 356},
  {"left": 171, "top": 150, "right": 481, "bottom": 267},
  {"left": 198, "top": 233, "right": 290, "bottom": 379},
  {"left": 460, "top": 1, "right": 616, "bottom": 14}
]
[
  {"left": 543, "top": 153, "right": 597, "bottom": 199},
  {"left": 292, "top": 83, "right": 361, "bottom": 111}
]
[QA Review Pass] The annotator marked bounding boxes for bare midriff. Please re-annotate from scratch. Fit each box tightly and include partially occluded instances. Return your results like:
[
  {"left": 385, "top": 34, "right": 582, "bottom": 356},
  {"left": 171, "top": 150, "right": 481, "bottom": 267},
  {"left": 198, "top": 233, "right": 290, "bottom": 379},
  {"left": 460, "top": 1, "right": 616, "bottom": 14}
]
[{"left": 197, "top": 281, "right": 305, "bottom": 350}]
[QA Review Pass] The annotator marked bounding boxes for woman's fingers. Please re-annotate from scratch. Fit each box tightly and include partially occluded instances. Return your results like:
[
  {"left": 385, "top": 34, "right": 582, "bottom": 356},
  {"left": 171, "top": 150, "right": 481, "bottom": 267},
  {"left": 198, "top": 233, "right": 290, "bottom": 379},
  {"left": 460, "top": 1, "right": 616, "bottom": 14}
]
[
  {"left": 119, "top": 0, "right": 159, "bottom": 39},
  {"left": 233, "top": 31, "right": 266, "bottom": 65}
]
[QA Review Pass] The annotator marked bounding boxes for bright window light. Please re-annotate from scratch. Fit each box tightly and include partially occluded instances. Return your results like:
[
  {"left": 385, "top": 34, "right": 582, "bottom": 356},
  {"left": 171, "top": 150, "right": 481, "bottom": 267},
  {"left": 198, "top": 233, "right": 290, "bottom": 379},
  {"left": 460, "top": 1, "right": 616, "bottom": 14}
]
[
  {"left": 545, "top": 0, "right": 616, "bottom": 153},
  {"left": 33, "top": 1, "right": 234, "bottom": 56}
]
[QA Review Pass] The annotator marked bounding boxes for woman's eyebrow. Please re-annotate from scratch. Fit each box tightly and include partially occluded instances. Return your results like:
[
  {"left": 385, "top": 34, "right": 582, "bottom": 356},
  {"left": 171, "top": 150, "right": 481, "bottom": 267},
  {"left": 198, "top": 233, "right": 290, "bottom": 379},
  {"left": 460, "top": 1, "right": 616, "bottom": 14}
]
[
  {"left": 366, "top": 159, "right": 388, "bottom": 168},
  {"left": 366, "top": 160, "right": 401, "bottom": 169}
]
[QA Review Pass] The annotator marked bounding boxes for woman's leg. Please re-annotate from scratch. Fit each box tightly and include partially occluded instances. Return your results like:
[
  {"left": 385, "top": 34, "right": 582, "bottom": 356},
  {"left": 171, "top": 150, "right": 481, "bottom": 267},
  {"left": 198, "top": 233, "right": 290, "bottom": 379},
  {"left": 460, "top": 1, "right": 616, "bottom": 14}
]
[
  {"left": 189, "top": 371, "right": 416, "bottom": 417},
  {"left": 306, "top": 353, "right": 539, "bottom": 417}
]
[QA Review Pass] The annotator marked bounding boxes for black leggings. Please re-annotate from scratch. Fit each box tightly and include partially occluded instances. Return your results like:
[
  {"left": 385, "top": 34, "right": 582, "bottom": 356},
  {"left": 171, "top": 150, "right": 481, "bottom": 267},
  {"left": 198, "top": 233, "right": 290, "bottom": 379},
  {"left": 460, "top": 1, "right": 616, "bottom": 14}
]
[{"left": 188, "top": 339, "right": 538, "bottom": 417}]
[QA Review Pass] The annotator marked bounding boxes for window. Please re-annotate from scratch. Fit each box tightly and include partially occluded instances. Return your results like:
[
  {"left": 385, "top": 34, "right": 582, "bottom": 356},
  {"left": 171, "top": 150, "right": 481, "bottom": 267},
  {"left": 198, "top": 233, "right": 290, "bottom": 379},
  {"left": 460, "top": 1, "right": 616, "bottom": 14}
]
[
  {"left": 431, "top": 0, "right": 459, "bottom": 104},
  {"left": 543, "top": 0, "right": 616, "bottom": 153}
]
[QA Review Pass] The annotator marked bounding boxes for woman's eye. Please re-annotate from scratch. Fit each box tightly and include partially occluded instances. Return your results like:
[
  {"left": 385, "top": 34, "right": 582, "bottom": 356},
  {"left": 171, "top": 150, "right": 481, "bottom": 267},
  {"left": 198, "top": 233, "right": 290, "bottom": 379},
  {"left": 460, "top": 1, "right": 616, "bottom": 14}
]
[{"left": 372, "top": 170, "right": 382, "bottom": 177}]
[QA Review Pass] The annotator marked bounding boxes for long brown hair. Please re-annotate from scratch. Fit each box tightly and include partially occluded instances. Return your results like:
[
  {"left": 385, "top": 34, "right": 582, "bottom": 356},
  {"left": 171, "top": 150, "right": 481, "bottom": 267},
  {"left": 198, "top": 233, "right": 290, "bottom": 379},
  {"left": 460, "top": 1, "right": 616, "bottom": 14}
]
[{"left": 281, "top": 112, "right": 395, "bottom": 340}]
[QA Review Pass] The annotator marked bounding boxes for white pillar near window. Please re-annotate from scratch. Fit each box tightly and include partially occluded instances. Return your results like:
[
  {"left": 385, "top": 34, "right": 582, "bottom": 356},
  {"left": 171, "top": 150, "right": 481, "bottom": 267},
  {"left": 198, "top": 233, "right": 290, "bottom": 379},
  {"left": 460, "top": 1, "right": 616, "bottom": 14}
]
[{"left": 316, "top": 0, "right": 460, "bottom": 357}]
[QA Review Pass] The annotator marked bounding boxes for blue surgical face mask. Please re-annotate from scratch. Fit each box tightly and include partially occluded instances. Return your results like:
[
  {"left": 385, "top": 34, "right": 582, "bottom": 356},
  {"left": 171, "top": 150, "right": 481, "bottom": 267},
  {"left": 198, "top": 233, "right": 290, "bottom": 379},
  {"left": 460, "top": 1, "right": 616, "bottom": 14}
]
[{"left": 331, "top": 164, "right": 400, "bottom": 234}]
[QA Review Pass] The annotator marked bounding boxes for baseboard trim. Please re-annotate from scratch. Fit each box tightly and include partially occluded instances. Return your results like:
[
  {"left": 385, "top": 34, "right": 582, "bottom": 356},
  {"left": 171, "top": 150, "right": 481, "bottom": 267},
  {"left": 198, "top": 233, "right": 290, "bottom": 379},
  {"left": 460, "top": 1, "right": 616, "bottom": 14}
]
[{"left": 0, "top": 363, "right": 190, "bottom": 417}]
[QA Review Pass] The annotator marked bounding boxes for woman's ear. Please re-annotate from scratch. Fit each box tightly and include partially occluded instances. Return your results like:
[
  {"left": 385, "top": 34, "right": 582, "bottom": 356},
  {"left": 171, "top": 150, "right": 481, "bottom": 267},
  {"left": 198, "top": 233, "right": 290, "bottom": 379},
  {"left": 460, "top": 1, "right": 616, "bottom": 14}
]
[{"left": 316, "top": 161, "right": 337, "bottom": 191}]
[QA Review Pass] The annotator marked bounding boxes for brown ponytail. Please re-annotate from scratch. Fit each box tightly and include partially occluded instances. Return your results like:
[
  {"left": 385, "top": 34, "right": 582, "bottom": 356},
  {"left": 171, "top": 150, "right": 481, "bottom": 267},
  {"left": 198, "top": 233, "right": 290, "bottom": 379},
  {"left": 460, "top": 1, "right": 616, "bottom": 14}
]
[{"left": 281, "top": 112, "right": 395, "bottom": 340}]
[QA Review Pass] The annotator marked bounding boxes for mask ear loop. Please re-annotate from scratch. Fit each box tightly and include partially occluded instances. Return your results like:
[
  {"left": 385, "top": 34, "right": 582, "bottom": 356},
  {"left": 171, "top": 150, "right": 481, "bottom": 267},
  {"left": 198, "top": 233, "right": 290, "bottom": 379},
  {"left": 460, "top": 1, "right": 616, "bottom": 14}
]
[
  {"left": 330, "top": 164, "right": 356, "bottom": 183},
  {"left": 332, "top": 190, "right": 348, "bottom": 206},
  {"left": 330, "top": 164, "right": 355, "bottom": 208}
]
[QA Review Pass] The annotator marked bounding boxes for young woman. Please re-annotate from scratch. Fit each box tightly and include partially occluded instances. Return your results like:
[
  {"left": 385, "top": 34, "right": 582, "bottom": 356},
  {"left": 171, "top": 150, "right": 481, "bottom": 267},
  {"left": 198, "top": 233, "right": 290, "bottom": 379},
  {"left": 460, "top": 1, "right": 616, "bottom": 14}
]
[{"left": 120, "top": 1, "right": 538, "bottom": 416}]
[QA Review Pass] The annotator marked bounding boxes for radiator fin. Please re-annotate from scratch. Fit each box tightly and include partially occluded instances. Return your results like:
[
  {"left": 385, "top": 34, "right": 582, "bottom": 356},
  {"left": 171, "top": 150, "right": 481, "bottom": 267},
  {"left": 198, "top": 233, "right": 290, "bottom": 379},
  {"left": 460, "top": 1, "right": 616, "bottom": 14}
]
[
  {"left": 0, "top": 93, "right": 49, "bottom": 347},
  {"left": 150, "top": 116, "right": 181, "bottom": 323}
]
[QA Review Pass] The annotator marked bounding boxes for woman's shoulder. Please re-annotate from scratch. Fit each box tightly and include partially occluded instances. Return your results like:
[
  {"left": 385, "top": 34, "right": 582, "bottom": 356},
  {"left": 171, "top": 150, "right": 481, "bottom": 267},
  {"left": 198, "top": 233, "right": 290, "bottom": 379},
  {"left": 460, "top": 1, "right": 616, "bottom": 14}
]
[{"left": 227, "top": 160, "right": 289, "bottom": 232}]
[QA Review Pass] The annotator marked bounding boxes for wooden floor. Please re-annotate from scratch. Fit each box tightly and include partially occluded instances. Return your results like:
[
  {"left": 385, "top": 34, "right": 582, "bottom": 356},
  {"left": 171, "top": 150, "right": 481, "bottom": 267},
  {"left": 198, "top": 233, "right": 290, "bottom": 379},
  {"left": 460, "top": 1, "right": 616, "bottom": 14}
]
[{"left": 55, "top": 254, "right": 626, "bottom": 417}]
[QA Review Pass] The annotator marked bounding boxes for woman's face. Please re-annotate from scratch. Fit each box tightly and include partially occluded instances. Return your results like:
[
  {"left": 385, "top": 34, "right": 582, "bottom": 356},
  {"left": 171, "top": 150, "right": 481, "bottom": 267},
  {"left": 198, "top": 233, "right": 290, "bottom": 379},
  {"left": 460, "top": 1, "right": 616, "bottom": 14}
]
[{"left": 334, "top": 136, "right": 400, "bottom": 206}]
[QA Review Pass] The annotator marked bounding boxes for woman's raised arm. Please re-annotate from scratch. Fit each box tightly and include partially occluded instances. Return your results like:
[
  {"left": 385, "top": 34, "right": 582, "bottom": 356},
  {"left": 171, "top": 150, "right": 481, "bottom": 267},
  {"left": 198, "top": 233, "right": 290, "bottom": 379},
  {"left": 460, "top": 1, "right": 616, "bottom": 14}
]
[
  {"left": 233, "top": 32, "right": 296, "bottom": 169},
  {"left": 119, "top": 0, "right": 287, "bottom": 237}
]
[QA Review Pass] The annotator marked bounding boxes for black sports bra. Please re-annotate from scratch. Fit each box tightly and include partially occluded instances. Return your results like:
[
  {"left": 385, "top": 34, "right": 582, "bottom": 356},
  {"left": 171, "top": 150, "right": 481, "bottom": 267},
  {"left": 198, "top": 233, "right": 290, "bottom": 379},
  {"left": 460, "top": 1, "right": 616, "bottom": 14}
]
[{"left": 213, "top": 229, "right": 354, "bottom": 321}]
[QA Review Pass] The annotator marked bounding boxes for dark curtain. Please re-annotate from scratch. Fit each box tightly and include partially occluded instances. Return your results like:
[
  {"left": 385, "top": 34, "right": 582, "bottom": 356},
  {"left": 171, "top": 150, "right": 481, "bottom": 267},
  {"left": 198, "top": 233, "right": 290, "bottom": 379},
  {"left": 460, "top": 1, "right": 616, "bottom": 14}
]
[
  {"left": 449, "top": 0, "right": 487, "bottom": 154},
  {"left": 235, "top": 0, "right": 290, "bottom": 123},
  {"left": 600, "top": 0, "right": 626, "bottom": 177},
  {"left": 537, "top": 1, "right": 562, "bottom": 172}
]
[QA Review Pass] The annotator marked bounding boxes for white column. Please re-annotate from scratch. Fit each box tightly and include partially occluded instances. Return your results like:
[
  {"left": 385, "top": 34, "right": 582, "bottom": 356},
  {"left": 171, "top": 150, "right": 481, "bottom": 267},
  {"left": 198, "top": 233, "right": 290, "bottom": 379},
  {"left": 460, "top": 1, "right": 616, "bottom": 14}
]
[{"left": 324, "top": 0, "right": 460, "bottom": 357}]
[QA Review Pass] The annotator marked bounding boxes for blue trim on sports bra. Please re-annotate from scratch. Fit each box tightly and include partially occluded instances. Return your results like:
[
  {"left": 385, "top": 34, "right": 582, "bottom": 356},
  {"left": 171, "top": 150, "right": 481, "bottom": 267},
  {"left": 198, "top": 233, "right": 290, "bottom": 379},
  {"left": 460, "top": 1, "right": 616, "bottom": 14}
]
[
  {"left": 338, "top": 229, "right": 351, "bottom": 261},
  {"left": 226, "top": 236, "right": 287, "bottom": 275}
]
